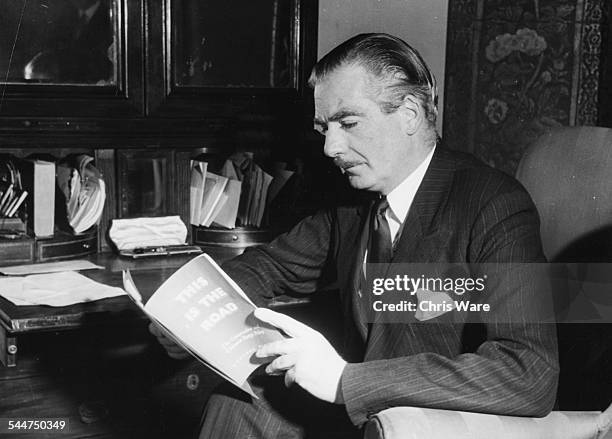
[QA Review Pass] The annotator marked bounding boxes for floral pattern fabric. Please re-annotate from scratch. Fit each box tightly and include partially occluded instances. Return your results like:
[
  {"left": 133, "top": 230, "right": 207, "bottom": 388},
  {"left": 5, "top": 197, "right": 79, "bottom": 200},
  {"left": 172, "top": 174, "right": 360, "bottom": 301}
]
[{"left": 443, "top": 0, "right": 604, "bottom": 174}]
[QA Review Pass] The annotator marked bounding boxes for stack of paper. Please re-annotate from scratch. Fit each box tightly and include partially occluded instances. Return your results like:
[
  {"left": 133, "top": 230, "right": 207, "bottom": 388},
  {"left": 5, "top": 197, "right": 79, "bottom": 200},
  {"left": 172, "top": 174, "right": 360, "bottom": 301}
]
[
  {"left": 0, "top": 271, "right": 125, "bottom": 307},
  {"left": 200, "top": 172, "right": 229, "bottom": 227},
  {"left": 235, "top": 154, "right": 294, "bottom": 228},
  {"left": 189, "top": 161, "right": 207, "bottom": 226},
  {"left": 189, "top": 159, "right": 241, "bottom": 229},
  {"left": 189, "top": 154, "right": 295, "bottom": 229}
]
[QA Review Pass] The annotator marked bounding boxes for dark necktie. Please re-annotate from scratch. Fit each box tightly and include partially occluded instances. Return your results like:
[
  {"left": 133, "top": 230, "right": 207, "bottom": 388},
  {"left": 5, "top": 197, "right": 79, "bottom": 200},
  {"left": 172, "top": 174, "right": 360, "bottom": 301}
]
[
  {"left": 348, "top": 196, "right": 393, "bottom": 355},
  {"left": 368, "top": 196, "right": 392, "bottom": 263}
]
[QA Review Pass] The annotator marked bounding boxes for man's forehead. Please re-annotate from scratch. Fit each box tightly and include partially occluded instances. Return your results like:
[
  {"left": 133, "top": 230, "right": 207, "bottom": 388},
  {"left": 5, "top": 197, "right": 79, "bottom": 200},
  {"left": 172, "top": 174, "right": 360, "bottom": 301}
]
[
  {"left": 314, "top": 64, "right": 371, "bottom": 94},
  {"left": 314, "top": 64, "right": 376, "bottom": 115}
]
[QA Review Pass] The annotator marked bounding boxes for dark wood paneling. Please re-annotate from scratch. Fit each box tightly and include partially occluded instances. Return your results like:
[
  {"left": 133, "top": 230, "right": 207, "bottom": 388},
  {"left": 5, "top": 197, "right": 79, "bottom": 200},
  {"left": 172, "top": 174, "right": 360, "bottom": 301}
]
[
  {"left": 144, "top": 0, "right": 314, "bottom": 115},
  {"left": 0, "top": 0, "right": 144, "bottom": 119}
]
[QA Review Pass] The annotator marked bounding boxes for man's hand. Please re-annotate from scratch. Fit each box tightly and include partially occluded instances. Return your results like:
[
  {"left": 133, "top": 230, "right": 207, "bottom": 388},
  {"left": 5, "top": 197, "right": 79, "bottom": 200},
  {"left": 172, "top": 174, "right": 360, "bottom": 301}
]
[
  {"left": 148, "top": 322, "right": 190, "bottom": 360},
  {"left": 254, "top": 308, "right": 347, "bottom": 404}
]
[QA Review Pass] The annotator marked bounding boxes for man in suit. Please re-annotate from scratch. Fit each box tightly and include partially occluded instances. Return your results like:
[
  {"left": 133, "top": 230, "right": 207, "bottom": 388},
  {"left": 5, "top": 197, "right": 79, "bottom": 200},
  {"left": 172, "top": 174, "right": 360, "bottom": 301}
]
[{"left": 152, "top": 33, "right": 559, "bottom": 438}]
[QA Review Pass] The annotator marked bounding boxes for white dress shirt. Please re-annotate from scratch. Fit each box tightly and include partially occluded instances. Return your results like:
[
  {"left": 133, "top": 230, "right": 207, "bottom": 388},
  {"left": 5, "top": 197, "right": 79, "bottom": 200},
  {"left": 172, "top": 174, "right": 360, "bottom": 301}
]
[
  {"left": 385, "top": 146, "right": 436, "bottom": 244},
  {"left": 363, "top": 146, "right": 435, "bottom": 274}
]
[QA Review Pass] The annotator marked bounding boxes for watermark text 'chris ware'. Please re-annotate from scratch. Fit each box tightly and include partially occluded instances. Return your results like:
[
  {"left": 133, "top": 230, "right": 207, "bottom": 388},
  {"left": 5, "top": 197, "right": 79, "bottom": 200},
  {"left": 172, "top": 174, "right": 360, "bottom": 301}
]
[{"left": 363, "top": 263, "right": 612, "bottom": 323}]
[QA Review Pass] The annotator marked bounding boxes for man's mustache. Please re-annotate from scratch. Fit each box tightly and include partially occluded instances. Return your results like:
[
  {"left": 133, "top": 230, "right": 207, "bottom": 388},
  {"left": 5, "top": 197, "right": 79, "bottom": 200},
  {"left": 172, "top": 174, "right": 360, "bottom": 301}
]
[{"left": 333, "top": 157, "right": 362, "bottom": 173}]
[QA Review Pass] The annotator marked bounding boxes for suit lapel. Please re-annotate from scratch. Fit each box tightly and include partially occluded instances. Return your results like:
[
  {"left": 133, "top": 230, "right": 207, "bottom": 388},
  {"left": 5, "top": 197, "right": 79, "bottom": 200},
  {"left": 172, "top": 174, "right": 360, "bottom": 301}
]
[
  {"left": 337, "top": 201, "right": 372, "bottom": 347},
  {"left": 367, "top": 148, "right": 457, "bottom": 355},
  {"left": 348, "top": 201, "right": 372, "bottom": 297},
  {"left": 392, "top": 147, "right": 456, "bottom": 262}
]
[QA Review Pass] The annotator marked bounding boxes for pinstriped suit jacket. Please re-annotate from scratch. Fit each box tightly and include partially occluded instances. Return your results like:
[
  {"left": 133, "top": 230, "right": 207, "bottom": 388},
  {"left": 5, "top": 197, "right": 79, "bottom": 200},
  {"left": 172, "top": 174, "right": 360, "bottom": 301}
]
[{"left": 222, "top": 146, "right": 559, "bottom": 427}]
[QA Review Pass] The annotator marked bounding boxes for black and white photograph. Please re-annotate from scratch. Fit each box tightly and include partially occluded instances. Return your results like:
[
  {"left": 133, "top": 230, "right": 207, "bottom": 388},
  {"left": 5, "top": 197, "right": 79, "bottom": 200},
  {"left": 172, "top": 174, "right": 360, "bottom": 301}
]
[{"left": 0, "top": 0, "right": 611, "bottom": 438}]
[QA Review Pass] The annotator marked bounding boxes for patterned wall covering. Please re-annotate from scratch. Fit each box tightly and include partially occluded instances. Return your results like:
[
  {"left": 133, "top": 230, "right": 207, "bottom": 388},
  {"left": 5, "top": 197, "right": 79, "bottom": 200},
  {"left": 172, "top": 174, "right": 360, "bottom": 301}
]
[{"left": 444, "top": 0, "right": 605, "bottom": 174}]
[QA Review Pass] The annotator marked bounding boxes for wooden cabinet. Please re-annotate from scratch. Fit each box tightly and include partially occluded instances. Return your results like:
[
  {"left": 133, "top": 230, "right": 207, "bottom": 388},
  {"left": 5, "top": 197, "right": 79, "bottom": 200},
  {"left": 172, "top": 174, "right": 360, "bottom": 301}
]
[
  {"left": 0, "top": 4, "right": 322, "bottom": 434},
  {"left": 0, "top": 0, "right": 144, "bottom": 120},
  {"left": 0, "top": 3, "right": 321, "bottom": 431},
  {"left": 0, "top": 0, "right": 318, "bottom": 149},
  {"left": 147, "top": 1, "right": 313, "bottom": 115},
  {"left": 0, "top": 0, "right": 319, "bottom": 250}
]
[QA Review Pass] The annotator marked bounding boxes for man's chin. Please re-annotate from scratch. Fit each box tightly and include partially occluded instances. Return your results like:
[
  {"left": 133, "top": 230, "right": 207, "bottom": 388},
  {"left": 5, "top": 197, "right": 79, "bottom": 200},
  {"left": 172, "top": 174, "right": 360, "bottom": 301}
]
[{"left": 346, "top": 175, "right": 374, "bottom": 191}]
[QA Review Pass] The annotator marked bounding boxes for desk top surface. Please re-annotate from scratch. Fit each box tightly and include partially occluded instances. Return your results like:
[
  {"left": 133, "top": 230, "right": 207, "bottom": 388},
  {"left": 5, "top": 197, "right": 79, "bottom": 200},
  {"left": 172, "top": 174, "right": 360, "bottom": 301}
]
[{"left": 0, "top": 248, "right": 247, "bottom": 333}]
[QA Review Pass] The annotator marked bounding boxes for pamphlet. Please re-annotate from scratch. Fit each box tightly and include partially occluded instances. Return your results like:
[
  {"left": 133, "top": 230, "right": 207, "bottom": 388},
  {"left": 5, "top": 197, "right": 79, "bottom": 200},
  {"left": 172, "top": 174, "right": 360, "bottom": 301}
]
[{"left": 122, "top": 253, "right": 284, "bottom": 397}]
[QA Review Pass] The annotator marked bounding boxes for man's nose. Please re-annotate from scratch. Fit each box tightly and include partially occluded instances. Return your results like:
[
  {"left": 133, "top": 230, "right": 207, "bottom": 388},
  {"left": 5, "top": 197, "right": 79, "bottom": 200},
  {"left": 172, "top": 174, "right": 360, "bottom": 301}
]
[{"left": 323, "top": 128, "right": 347, "bottom": 158}]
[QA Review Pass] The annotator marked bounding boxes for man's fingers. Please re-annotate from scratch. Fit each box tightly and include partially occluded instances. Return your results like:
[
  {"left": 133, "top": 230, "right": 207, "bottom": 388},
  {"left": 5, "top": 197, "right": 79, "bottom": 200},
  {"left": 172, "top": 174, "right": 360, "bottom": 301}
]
[
  {"left": 256, "top": 338, "right": 299, "bottom": 358},
  {"left": 149, "top": 321, "right": 173, "bottom": 340},
  {"left": 265, "top": 354, "right": 296, "bottom": 374},
  {"left": 158, "top": 337, "right": 181, "bottom": 350},
  {"left": 148, "top": 322, "right": 162, "bottom": 337},
  {"left": 149, "top": 322, "right": 189, "bottom": 359},
  {"left": 168, "top": 350, "right": 190, "bottom": 360},
  {"left": 254, "top": 308, "right": 313, "bottom": 338},
  {"left": 284, "top": 367, "right": 297, "bottom": 388},
  {"left": 150, "top": 324, "right": 178, "bottom": 347}
]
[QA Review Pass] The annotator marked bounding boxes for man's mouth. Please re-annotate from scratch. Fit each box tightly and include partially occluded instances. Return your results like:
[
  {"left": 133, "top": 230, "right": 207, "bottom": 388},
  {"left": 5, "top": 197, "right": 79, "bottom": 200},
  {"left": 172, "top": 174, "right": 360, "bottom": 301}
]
[{"left": 333, "top": 157, "right": 363, "bottom": 174}]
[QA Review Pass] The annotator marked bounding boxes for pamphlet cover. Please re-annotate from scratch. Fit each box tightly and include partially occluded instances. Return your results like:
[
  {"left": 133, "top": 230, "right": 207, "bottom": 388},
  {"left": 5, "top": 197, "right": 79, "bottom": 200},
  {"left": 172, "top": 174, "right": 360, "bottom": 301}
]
[{"left": 122, "top": 253, "right": 284, "bottom": 397}]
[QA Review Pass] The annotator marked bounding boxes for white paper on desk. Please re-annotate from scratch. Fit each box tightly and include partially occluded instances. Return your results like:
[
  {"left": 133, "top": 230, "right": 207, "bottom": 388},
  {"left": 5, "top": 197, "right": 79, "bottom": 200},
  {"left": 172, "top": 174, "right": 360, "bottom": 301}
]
[
  {"left": 0, "top": 260, "right": 104, "bottom": 276},
  {"left": 0, "top": 271, "right": 126, "bottom": 307}
]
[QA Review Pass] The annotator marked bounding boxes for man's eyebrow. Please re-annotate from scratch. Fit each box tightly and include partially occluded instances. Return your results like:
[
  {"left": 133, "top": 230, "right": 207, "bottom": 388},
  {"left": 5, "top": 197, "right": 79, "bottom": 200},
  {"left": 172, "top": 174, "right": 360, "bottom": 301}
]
[
  {"left": 314, "top": 109, "right": 364, "bottom": 127},
  {"left": 313, "top": 117, "right": 326, "bottom": 128},
  {"left": 329, "top": 109, "right": 364, "bottom": 122}
]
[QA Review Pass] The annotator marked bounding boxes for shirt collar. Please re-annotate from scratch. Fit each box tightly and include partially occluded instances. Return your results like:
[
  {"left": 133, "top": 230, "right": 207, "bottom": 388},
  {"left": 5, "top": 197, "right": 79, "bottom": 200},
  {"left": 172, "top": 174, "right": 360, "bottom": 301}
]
[{"left": 386, "top": 145, "right": 436, "bottom": 224}]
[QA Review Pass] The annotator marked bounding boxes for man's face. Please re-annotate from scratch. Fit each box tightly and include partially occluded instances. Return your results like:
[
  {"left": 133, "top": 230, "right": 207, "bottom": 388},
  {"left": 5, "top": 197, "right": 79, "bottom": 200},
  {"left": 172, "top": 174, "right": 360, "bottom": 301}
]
[{"left": 313, "top": 64, "right": 411, "bottom": 195}]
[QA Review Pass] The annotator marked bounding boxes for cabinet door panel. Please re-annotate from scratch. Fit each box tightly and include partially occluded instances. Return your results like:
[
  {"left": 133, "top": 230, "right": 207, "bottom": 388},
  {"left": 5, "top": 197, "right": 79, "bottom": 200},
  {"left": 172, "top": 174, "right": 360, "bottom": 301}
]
[
  {"left": 146, "top": 0, "right": 317, "bottom": 122},
  {"left": 0, "top": 0, "right": 143, "bottom": 118},
  {"left": 173, "top": 0, "right": 296, "bottom": 89}
]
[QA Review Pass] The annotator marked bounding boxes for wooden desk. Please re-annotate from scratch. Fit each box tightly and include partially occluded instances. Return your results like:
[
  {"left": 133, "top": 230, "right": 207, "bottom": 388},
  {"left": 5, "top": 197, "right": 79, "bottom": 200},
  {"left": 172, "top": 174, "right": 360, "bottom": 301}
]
[
  {"left": 0, "top": 249, "right": 240, "bottom": 367},
  {"left": 0, "top": 249, "right": 246, "bottom": 438},
  {"left": 0, "top": 249, "right": 327, "bottom": 438},
  {"left": 0, "top": 248, "right": 310, "bottom": 367}
]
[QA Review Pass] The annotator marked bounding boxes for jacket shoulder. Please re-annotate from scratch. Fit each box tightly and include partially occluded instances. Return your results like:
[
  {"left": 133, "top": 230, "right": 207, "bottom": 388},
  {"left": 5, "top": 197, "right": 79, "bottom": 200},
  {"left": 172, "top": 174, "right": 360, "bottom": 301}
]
[{"left": 442, "top": 148, "right": 529, "bottom": 199}]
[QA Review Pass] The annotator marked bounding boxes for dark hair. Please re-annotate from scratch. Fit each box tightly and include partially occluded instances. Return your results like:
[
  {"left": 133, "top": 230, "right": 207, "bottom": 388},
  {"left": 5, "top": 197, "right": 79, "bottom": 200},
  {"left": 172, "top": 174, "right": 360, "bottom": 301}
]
[{"left": 309, "top": 33, "right": 438, "bottom": 126}]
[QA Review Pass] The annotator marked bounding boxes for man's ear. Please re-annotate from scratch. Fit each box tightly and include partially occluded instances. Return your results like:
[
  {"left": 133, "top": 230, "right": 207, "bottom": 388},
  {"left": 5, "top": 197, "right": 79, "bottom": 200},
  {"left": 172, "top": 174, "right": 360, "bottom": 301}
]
[{"left": 399, "top": 95, "right": 423, "bottom": 135}]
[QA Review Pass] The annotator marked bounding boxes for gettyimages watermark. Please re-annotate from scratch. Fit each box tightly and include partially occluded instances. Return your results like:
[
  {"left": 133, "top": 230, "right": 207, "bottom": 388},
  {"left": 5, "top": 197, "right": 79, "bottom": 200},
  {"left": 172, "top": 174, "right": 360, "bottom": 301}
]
[{"left": 359, "top": 263, "right": 612, "bottom": 324}]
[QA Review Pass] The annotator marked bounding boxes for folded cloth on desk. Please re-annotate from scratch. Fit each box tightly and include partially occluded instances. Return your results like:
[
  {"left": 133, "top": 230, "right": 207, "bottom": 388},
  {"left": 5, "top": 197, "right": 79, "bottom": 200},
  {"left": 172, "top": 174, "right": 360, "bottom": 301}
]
[
  {"left": 108, "top": 216, "right": 188, "bottom": 251},
  {"left": 0, "top": 271, "right": 125, "bottom": 307}
]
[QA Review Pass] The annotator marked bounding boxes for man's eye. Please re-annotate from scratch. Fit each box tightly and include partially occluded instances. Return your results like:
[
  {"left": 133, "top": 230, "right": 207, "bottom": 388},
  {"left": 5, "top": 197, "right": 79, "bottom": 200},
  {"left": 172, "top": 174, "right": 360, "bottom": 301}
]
[
  {"left": 314, "top": 125, "right": 327, "bottom": 135},
  {"left": 340, "top": 121, "right": 357, "bottom": 130}
]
